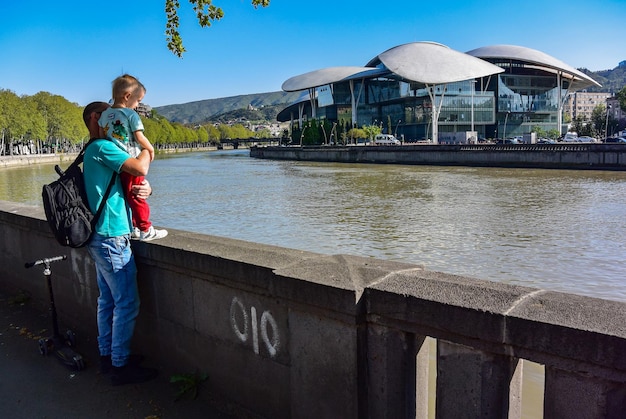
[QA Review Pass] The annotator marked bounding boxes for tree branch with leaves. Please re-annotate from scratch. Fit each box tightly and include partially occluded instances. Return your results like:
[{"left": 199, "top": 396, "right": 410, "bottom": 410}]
[{"left": 165, "top": 0, "right": 270, "bottom": 57}]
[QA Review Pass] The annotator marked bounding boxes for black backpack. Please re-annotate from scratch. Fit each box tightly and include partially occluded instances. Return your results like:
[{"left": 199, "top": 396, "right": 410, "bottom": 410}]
[{"left": 42, "top": 139, "right": 116, "bottom": 248}]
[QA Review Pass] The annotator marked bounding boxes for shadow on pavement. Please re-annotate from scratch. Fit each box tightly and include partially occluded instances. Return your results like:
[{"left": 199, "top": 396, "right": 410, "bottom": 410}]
[{"left": 0, "top": 289, "right": 235, "bottom": 419}]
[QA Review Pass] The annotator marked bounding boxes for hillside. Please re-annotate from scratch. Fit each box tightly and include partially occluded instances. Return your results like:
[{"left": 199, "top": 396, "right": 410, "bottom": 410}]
[
  {"left": 582, "top": 65, "right": 626, "bottom": 93},
  {"left": 155, "top": 64, "right": 626, "bottom": 125},
  {"left": 155, "top": 91, "right": 302, "bottom": 125}
]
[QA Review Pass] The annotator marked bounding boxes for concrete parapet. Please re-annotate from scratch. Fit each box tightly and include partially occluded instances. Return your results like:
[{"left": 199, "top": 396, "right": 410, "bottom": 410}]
[
  {"left": 1, "top": 200, "right": 626, "bottom": 418},
  {"left": 250, "top": 144, "right": 626, "bottom": 170}
]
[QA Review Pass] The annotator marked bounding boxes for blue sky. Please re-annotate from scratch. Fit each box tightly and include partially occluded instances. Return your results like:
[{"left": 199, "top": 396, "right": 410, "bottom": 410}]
[{"left": 1, "top": 0, "right": 624, "bottom": 108}]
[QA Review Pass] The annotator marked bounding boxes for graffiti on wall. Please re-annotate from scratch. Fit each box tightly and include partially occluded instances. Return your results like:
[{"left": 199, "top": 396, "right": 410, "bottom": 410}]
[{"left": 230, "top": 296, "right": 280, "bottom": 358}]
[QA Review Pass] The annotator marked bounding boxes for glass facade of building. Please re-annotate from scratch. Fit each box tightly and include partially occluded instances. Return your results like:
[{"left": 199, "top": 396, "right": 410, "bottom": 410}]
[
  {"left": 305, "top": 71, "right": 570, "bottom": 141},
  {"left": 278, "top": 45, "right": 597, "bottom": 143}
]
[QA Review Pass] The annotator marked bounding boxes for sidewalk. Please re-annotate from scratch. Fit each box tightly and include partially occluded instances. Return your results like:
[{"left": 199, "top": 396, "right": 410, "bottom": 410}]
[{"left": 0, "top": 289, "right": 235, "bottom": 419}]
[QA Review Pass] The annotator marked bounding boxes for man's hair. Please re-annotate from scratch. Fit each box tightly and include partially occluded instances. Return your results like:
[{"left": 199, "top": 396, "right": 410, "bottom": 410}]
[
  {"left": 82, "top": 101, "right": 109, "bottom": 126},
  {"left": 111, "top": 74, "right": 146, "bottom": 102}
]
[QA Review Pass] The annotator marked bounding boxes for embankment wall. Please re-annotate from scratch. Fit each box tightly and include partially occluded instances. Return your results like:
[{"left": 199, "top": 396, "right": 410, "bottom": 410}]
[
  {"left": 1, "top": 200, "right": 626, "bottom": 418},
  {"left": 250, "top": 143, "right": 626, "bottom": 170}
]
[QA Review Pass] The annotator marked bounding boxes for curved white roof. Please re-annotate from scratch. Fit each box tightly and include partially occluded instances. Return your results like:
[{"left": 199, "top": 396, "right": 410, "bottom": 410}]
[
  {"left": 466, "top": 44, "right": 601, "bottom": 89},
  {"left": 368, "top": 41, "right": 504, "bottom": 84},
  {"left": 281, "top": 66, "right": 389, "bottom": 92}
]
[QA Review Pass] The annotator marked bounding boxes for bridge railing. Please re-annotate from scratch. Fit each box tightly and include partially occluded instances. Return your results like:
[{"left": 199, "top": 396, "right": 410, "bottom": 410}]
[{"left": 1, "top": 200, "right": 625, "bottom": 418}]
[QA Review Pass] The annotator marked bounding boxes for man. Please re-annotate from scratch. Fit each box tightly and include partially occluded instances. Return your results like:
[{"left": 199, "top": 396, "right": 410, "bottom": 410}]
[{"left": 82, "top": 101, "right": 158, "bottom": 385}]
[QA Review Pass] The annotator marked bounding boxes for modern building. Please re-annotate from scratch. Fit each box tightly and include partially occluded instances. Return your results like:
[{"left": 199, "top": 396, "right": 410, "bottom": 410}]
[{"left": 277, "top": 42, "right": 601, "bottom": 144}]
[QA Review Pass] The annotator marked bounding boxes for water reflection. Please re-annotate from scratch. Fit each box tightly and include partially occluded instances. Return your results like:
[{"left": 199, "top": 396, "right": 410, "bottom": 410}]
[{"left": 3, "top": 149, "right": 626, "bottom": 302}]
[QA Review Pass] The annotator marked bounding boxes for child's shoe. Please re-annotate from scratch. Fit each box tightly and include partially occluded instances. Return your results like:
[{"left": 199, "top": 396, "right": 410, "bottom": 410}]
[{"left": 139, "top": 226, "right": 168, "bottom": 242}]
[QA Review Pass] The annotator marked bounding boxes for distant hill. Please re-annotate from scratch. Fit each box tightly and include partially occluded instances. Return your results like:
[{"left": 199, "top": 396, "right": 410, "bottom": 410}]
[
  {"left": 155, "top": 64, "right": 626, "bottom": 125},
  {"left": 155, "top": 91, "right": 302, "bottom": 125},
  {"left": 581, "top": 63, "right": 626, "bottom": 94}
]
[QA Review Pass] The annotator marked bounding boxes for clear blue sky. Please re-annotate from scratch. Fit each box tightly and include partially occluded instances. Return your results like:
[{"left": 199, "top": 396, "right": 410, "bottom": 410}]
[{"left": 1, "top": 0, "right": 623, "bottom": 108}]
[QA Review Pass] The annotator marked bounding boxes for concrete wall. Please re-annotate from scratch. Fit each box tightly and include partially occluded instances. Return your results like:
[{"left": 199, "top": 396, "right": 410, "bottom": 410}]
[
  {"left": 2, "top": 200, "right": 626, "bottom": 418},
  {"left": 250, "top": 144, "right": 626, "bottom": 170}
]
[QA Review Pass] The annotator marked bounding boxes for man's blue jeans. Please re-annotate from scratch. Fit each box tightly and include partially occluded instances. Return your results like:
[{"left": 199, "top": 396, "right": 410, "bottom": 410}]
[{"left": 87, "top": 233, "right": 140, "bottom": 367}]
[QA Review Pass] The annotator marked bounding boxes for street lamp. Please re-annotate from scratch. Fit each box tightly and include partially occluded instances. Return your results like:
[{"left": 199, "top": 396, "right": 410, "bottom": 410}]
[
  {"left": 605, "top": 104, "right": 612, "bottom": 141},
  {"left": 394, "top": 120, "right": 401, "bottom": 137},
  {"left": 470, "top": 80, "right": 476, "bottom": 135},
  {"left": 503, "top": 111, "right": 511, "bottom": 142},
  {"left": 300, "top": 125, "right": 307, "bottom": 146}
]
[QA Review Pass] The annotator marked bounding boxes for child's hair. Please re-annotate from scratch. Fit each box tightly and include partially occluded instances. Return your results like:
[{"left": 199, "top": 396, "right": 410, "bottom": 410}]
[{"left": 111, "top": 74, "right": 146, "bottom": 102}]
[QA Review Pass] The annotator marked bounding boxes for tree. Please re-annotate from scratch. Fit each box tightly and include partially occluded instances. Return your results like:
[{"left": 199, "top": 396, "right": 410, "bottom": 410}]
[
  {"left": 616, "top": 86, "right": 626, "bottom": 112},
  {"left": 347, "top": 128, "right": 366, "bottom": 142},
  {"left": 30, "top": 92, "right": 86, "bottom": 148},
  {"left": 0, "top": 90, "right": 30, "bottom": 155},
  {"left": 165, "top": 0, "right": 270, "bottom": 57},
  {"left": 362, "top": 124, "right": 382, "bottom": 141},
  {"left": 591, "top": 105, "right": 606, "bottom": 137}
]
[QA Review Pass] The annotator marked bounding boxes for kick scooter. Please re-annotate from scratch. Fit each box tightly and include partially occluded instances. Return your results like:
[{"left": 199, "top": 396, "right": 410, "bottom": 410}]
[{"left": 24, "top": 255, "right": 85, "bottom": 371}]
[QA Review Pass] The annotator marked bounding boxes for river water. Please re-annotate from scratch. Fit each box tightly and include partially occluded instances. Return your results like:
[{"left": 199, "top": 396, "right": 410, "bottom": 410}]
[{"left": 2, "top": 148, "right": 626, "bottom": 303}]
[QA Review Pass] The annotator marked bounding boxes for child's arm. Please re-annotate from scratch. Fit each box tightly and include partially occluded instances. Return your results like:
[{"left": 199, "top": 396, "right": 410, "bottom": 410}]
[{"left": 134, "top": 130, "right": 155, "bottom": 162}]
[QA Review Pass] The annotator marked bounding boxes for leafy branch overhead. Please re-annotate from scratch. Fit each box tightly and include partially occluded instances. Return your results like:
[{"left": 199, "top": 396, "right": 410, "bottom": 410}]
[{"left": 165, "top": 0, "right": 270, "bottom": 58}]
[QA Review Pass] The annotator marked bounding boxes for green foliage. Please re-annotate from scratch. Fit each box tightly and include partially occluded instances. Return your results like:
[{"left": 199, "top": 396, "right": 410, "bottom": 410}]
[
  {"left": 301, "top": 120, "right": 318, "bottom": 145},
  {"left": 532, "top": 125, "right": 546, "bottom": 138},
  {"left": 0, "top": 89, "right": 31, "bottom": 139},
  {"left": 582, "top": 66, "right": 626, "bottom": 94},
  {"left": 347, "top": 128, "right": 366, "bottom": 143},
  {"left": 362, "top": 124, "right": 382, "bottom": 140},
  {"left": 170, "top": 371, "right": 208, "bottom": 400},
  {"left": 0, "top": 89, "right": 87, "bottom": 154},
  {"left": 0, "top": 88, "right": 240, "bottom": 152},
  {"left": 30, "top": 92, "right": 85, "bottom": 142},
  {"left": 547, "top": 129, "right": 560, "bottom": 140},
  {"left": 164, "top": 0, "right": 270, "bottom": 57},
  {"left": 213, "top": 105, "right": 286, "bottom": 125},
  {"left": 617, "top": 86, "right": 626, "bottom": 111},
  {"left": 591, "top": 105, "right": 607, "bottom": 135}
]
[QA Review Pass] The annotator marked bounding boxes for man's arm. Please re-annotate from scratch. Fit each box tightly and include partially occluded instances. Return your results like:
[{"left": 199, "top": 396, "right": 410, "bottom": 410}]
[{"left": 120, "top": 149, "right": 151, "bottom": 177}]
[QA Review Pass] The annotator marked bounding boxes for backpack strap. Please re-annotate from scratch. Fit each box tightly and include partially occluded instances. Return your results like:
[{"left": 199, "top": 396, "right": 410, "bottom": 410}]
[
  {"left": 91, "top": 172, "right": 117, "bottom": 229},
  {"left": 82, "top": 139, "right": 118, "bottom": 230}
]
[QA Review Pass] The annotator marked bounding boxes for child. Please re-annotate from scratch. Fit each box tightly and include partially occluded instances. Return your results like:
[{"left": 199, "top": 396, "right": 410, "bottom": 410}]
[{"left": 98, "top": 74, "right": 167, "bottom": 241}]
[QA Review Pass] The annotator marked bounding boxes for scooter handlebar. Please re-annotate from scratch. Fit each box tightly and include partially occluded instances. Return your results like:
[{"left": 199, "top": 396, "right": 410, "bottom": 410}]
[{"left": 24, "top": 255, "right": 67, "bottom": 268}]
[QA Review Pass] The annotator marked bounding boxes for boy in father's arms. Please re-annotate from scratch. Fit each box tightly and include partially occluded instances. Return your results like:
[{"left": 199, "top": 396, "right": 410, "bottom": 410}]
[{"left": 98, "top": 74, "right": 167, "bottom": 241}]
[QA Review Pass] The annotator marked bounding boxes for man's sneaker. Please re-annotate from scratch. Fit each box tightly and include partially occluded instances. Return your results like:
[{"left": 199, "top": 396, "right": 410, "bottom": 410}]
[
  {"left": 131, "top": 227, "right": 141, "bottom": 240},
  {"left": 139, "top": 226, "right": 168, "bottom": 242},
  {"left": 110, "top": 364, "right": 158, "bottom": 386},
  {"left": 100, "top": 354, "right": 146, "bottom": 374}
]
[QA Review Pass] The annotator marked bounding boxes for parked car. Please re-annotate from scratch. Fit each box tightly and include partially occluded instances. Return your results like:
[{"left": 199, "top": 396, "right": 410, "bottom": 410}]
[
  {"left": 605, "top": 137, "right": 626, "bottom": 143},
  {"left": 562, "top": 132, "right": 579, "bottom": 142},
  {"left": 374, "top": 134, "right": 401, "bottom": 145},
  {"left": 495, "top": 138, "right": 520, "bottom": 144},
  {"left": 537, "top": 138, "right": 556, "bottom": 144},
  {"left": 577, "top": 136, "right": 598, "bottom": 143}
]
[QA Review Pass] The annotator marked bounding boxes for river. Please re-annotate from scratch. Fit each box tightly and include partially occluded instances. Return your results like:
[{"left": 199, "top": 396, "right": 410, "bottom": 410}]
[{"left": 2, "top": 148, "right": 626, "bottom": 302}]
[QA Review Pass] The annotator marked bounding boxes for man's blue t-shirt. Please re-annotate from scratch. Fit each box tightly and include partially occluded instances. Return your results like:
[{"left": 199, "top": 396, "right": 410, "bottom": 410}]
[{"left": 83, "top": 138, "right": 133, "bottom": 237}]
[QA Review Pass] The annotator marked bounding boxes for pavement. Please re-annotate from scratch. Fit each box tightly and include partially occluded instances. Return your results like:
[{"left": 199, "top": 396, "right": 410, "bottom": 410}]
[{"left": 0, "top": 289, "right": 237, "bottom": 419}]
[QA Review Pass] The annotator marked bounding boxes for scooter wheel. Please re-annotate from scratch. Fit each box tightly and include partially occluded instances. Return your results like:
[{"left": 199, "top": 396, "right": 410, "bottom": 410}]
[
  {"left": 38, "top": 338, "right": 49, "bottom": 356},
  {"left": 73, "top": 355, "right": 85, "bottom": 371},
  {"left": 65, "top": 330, "right": 76, "bottom": 347}
]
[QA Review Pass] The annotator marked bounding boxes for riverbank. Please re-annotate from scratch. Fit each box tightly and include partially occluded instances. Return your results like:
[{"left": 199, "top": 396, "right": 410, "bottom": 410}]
[
  {"left": 250, "top": 143, "right": 626, "bottom": 170},
  {"left": 0, "top": 154, "right": 76, "bottom": 168},
  {"left": 0, "top": 145, "right": 237, "bottom": 169}
]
